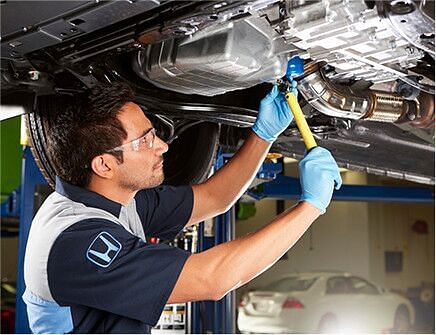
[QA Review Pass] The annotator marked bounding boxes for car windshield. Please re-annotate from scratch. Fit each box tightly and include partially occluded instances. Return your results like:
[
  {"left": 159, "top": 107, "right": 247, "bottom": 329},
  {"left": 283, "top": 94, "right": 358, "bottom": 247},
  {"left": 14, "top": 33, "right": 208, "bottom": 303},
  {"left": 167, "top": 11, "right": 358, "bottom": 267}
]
[{"left": 262, "top": 276, "right": 317, "bottom": 292}]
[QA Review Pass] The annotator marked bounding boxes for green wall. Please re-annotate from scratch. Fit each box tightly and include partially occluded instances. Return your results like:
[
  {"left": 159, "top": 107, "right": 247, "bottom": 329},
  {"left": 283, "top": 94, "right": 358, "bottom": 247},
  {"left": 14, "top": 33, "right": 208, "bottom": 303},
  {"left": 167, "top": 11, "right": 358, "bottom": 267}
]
[{"left": 1, "top": 116, "right": 22, "bottom": 203}]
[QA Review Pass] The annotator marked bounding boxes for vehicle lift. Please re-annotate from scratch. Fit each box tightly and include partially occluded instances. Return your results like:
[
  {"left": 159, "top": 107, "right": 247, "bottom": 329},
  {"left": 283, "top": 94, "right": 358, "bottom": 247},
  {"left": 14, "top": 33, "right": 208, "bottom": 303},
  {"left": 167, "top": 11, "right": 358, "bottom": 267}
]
[{"left": 6, "top": 146, "right": 434, "bottom": 334}]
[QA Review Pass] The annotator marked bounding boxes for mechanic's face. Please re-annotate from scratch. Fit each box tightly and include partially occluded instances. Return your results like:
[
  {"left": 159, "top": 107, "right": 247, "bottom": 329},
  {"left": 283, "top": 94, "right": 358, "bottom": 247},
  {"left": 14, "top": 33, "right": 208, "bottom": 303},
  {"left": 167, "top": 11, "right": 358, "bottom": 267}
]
[{"left": 115, "top": 102, "right": 168, "bottom": 190}]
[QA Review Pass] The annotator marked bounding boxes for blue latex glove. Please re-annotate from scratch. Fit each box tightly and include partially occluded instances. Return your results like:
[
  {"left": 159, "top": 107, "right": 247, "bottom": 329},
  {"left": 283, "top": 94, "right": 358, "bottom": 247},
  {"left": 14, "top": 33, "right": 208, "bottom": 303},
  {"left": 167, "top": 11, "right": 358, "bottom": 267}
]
[
  {"left": 252, "top": 85, "right": 294, "bottom": 142},
  {"left": 299, "top": 147, "right": 342, "bottom": 214}
]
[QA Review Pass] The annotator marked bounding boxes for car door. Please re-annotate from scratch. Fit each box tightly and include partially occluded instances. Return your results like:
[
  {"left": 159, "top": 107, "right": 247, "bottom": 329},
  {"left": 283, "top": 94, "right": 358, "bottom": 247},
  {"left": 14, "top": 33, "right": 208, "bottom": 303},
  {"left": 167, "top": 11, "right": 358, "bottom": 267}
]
[
  {"left": 347, "top": 276, "right": 390, "bottom": 331},
  {"left": 314, "top": 276, "right": 359, "bottom": 331},
  {"left": 315, "top": 275, "right": 384, "bottom": 332}
]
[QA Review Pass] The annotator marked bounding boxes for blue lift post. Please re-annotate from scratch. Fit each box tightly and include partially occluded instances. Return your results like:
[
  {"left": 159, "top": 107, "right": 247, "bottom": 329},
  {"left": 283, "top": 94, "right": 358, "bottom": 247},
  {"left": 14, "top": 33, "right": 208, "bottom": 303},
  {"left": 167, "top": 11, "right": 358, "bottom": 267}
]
[
  {"left": 190, "top": 151, "right": 283, "bottom": 333},
  {"left": 213, "top": 207, "right": 236, "bottom": 334},
  {"left": 190, "top": 150, "right": 236, "bottom": 334},
  {"left": 15, "top": 147, "right": 48, "bottom": 334},
  {"left": 189, "top": 221, "right": 203, "bottom": 334},
  {"left": 213, "top": 150, "right": 236, "bottom": 334}
]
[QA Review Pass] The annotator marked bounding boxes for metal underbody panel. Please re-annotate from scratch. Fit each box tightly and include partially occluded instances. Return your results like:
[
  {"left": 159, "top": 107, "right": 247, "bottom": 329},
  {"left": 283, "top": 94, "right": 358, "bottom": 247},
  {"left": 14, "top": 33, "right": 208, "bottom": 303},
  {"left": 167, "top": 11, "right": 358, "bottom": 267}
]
[
  {"left": 1, "top": 1, "right": 160, "bottom": 60},
  {"left": 281, "top": 0, "right": 431, "bottom": 86},
  {"left": 134, "top": 16, "right": 288, "bottom": 96},
  {"left": 136, "top": 0, "right": 434, "bottom": 96},
  {"left": 275, "top": 120, "right": 435, "bottom": 185}
]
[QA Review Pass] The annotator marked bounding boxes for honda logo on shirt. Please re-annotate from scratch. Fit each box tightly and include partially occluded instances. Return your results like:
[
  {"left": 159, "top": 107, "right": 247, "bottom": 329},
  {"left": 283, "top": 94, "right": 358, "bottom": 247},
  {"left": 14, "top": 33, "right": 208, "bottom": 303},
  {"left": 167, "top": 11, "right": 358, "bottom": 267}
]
[{"left": 86, "top": 232, "right": 122, "bottom": 268}]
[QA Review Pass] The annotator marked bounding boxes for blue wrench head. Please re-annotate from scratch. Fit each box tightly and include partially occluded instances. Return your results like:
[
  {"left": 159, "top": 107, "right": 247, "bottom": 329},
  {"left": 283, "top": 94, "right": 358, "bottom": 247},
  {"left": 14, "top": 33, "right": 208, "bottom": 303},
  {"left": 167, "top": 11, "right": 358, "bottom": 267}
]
[{"left": 286, "top": 56, "right": 304, "bottom": 80}]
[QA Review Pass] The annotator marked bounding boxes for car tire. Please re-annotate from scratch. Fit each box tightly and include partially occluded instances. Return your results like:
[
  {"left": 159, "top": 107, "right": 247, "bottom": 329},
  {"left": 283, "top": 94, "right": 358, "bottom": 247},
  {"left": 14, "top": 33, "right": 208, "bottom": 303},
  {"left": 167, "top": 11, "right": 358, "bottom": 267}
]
[
  {"left": 318, "top": 314, "right": 339, "bottom": 333},
  {"left": 162, "top": 122, "right": 220, "bottom": 186},
  {"left": 392, "top": 305, "right": 411, "bottom": 333},
  {"left": 26, "top": 100, "right": 58, "bottom": 188},
  {"left": 26, "top": 95, "right": 220, "bottom": 188}
]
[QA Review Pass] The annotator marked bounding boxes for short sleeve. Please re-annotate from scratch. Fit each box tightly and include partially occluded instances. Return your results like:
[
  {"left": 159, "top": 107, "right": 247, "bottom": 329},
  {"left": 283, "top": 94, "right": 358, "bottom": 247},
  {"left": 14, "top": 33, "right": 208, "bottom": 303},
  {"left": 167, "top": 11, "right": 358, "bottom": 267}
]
[
  {"left": 134, "top": 185, "right": 193, "bottom": 240},
  {"left": 47, "top": 219, "right": 190, "bottom": 326}
]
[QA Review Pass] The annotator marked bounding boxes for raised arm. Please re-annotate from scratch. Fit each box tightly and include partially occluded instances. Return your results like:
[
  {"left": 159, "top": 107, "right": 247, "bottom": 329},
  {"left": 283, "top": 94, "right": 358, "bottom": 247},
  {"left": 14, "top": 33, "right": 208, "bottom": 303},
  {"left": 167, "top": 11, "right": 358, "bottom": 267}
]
[
  {"left": 186, "top": 85, "right": 294, "bottom": 226},
  {"left": 169, "top": 147, "right": 342, "bottom": 303}
]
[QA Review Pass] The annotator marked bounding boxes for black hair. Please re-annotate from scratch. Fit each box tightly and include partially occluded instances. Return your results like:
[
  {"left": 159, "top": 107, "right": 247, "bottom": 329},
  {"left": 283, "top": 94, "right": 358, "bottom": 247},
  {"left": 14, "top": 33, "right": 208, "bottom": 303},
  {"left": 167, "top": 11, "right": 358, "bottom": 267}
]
[{"left": 45, "top": 82, "right": 135, "bottom": 187}]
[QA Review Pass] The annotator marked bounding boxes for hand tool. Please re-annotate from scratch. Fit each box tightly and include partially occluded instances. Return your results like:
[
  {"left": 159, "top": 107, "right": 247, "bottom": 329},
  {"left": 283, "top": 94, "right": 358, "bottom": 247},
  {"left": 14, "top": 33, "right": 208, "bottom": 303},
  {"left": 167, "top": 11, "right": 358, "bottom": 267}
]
[{"left": 283, "top": 56, "right": 318, "bottom": 151}]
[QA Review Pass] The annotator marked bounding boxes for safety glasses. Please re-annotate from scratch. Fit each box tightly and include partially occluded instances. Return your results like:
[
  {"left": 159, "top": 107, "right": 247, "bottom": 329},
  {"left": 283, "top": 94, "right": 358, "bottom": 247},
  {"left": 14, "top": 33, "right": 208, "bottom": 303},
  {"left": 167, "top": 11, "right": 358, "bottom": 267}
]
[{"left": 107, "top": 128, "right": 156, "bottom": 153}]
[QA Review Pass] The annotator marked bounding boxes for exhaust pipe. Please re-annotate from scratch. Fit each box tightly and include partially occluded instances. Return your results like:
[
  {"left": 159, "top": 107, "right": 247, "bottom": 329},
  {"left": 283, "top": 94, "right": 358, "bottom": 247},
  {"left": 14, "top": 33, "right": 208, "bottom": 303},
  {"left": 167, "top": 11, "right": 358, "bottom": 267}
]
[{"left": 299, "top": 63, "right": 434, "bottom": 128}]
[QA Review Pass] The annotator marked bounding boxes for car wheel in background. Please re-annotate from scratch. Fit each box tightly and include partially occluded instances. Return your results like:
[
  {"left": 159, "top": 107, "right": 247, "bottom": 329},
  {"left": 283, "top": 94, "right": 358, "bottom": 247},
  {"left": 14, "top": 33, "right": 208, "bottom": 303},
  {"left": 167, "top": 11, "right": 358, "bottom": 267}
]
[
  {"left": 162, "top": 122, "right": 220, "bottom": 186},
  {"left": 318, "top": 313, "right": 339, "bottom": 334},
  {"left": 392, "top": 305, "right": 411, "bottom": 333},
  {"left": 26, "top": 96, "right": 59, "bottom": 188}
]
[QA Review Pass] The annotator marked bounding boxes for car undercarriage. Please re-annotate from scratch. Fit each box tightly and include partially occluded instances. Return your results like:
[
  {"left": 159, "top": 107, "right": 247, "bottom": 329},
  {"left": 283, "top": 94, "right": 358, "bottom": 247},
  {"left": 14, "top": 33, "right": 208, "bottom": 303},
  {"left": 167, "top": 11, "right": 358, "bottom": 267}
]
[{"left": 1, "top": 0, "right": 434, "bottom": 185}]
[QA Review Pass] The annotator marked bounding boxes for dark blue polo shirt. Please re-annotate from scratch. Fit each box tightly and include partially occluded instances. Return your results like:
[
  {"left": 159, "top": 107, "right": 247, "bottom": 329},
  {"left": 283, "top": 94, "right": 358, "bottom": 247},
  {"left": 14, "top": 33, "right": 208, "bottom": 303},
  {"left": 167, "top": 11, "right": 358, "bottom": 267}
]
[{"left": 23, "top": 177, "right": 193, "bottom": 333}]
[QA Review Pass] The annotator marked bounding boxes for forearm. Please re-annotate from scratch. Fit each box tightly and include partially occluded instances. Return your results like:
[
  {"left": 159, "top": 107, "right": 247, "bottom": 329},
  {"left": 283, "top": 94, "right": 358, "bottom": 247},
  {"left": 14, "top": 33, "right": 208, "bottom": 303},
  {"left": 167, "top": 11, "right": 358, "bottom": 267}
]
[
  {"left": 171, "top": 146, "right": 341, "bottom": 303},
  {"left": 187, "top": 85, "right": 293, "bottom": 226},
  {"left": 169, "top": 202, "right": 319, "bottom": 303},
  {"left": 205, "top": 130, "right": 271, "bottom": 210},
  {"left": 198, "top": 202, "right": 319, "bottom": 297}
]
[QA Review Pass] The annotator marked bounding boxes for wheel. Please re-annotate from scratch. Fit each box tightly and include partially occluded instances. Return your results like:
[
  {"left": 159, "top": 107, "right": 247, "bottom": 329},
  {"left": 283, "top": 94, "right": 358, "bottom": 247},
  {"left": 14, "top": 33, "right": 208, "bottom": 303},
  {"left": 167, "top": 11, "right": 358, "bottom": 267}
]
[
  {"left": 26, "top": 95, "right": 61, "bottom": 188},
  {"left": 162, "top": 121, "right": 220, "bottom": 186},
  {"left": 317, "top": 314, "right": 339, "bottom": 333},
  {"left": 392, "top": 305, "right": 411, "bottom": 333},
  {"left": 26, "top": 94, "right": 220, "bottom": 188}
]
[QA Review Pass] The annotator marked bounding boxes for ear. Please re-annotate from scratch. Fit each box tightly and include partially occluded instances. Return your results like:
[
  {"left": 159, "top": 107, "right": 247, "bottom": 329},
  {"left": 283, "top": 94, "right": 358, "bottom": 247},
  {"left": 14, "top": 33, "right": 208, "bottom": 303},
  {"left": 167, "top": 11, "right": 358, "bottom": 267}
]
[{"left": 90, "top": 154, "right": 116, "bottom": 179}]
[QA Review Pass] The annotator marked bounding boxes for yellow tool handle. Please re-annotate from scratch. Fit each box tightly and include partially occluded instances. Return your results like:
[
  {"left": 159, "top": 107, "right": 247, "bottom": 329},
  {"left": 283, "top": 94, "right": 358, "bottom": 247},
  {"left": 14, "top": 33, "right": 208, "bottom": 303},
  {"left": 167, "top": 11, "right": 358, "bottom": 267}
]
[{"left": 285, "top": 92, "right": 317, "bottom": 151}]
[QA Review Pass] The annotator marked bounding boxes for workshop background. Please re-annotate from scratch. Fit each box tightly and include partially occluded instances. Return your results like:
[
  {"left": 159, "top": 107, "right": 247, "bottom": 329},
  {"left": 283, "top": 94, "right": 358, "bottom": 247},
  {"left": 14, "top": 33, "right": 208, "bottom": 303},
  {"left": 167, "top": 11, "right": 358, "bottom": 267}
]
[
  {"left": 235, "top": 169, "right": 434, "bottom": 333},
  {"left": 1, "top": 115, "right": 435, "bottom": 333}
]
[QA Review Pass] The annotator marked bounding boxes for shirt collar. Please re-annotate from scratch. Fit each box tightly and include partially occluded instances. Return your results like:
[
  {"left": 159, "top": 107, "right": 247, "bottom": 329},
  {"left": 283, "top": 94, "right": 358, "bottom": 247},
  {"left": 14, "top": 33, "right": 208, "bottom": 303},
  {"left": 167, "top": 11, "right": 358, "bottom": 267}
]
[{"left": 55, "top": 176, "right": 122, "bottom": 217}]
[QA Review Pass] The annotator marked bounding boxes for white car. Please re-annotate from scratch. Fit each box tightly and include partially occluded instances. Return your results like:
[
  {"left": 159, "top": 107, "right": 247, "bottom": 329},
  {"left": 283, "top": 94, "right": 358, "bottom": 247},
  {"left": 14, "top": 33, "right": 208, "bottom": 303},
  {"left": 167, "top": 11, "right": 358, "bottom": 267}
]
[{"left": 237, "top": 272, "right": 414, "bottom": 333}]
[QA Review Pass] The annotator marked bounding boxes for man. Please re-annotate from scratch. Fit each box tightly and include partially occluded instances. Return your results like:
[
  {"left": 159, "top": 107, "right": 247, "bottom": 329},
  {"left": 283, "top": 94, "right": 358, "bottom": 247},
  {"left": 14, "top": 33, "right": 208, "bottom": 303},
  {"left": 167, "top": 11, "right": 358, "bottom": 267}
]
[{"left": 23, "top": 83, "right": 341, "bottom": 333}]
